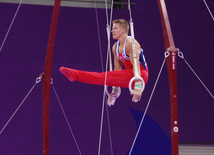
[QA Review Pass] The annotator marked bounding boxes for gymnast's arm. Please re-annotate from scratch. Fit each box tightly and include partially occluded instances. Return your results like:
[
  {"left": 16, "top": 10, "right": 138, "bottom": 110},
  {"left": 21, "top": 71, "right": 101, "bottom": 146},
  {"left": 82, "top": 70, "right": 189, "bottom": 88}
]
[
  {"left": 112, "top": 43, "right": 122, "bottom": 91},
  {"left": 107, "top": 44, "right": 122, "bottom": 107},
  {"left": 112, "top": 43, "right": 122, "bottom": 71},
  {"left": 126, "top": 38, "right": 142, "bottom": 103}
]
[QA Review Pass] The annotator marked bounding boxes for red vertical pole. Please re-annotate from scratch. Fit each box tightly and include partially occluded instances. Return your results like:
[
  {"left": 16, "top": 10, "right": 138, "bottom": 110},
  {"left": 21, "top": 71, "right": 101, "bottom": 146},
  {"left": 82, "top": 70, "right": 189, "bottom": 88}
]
[
  {"left": 42, "top": 0, "right": 61, "bottom": 154},
  {"left": 157, "top": 0, "right": 179, "bottom": 155}
]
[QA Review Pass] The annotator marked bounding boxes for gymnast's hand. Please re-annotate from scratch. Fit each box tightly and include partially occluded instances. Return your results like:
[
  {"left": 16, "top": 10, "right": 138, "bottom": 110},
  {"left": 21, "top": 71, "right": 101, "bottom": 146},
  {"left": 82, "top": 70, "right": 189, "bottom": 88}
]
[
  {"left": 131, "top": 88, "right": 142, "bottom": 103},
  {"left": 107, "top": 86, "right": 120, "bottom": 107},
  {"left": 131, "top": 81, "right": 143, "bottom": 103}
]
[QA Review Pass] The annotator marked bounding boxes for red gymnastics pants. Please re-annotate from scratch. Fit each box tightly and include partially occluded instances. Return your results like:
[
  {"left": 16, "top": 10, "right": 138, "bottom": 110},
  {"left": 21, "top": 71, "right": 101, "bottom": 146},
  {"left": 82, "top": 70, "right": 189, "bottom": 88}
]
[{"left": 59, "top": 67, "right": 149, "bottom": 88}]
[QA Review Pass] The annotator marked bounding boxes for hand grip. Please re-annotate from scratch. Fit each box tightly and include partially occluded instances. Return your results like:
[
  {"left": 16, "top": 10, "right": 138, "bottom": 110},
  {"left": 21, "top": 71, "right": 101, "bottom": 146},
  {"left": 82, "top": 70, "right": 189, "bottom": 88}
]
[
  {"left": 105, "top": 85, "right": 121, "bottom": 97},
  {"left": 129, "top": 76, "right": 145, "bottom": 94}
]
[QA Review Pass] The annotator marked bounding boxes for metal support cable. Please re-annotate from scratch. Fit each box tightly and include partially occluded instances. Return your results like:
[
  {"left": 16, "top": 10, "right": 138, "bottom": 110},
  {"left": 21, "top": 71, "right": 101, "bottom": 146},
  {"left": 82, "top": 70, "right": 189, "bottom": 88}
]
[
  {"left": 0, "top": 76, "right": 41, "bottom": 135},
  {"left": 202, "top": 0, "right": 214, "bottom": 22},
  {"left": 177, "top": 50, "right": 214, "bottom": 99},
  {"left": 51, "top": 79, "right": 82, "bottom": 155},
  {"left": 94, "top": 1, "right": 104, "bottom": 72},
  {"left": 129, "top": 53, "right": 169, "bottom": 155},
  {"left": 0, "top": 0, "right": 23, "bottom": 53},
  {"left": 97, "top": 0, "right": 114, "bottom": 155}
]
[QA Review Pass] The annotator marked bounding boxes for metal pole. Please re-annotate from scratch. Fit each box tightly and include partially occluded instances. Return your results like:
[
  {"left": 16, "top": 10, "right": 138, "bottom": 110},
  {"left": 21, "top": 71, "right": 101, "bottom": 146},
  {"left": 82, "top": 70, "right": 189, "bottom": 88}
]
[
  {"left": 157, "top": 0, "right": 179, "bottom": 154},
  {"left": 42, "top": 0, "right": 61, "bottom": 154}
]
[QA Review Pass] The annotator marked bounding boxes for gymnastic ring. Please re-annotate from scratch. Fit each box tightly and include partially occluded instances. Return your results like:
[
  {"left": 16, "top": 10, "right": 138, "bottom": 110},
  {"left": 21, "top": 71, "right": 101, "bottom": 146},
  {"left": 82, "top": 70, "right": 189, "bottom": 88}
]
[
  {"left": 105, "top": 85, "right": 121, "bottom": 97},
  {"left": 129, "top": 76, "right": 145, "bottom": 95}
]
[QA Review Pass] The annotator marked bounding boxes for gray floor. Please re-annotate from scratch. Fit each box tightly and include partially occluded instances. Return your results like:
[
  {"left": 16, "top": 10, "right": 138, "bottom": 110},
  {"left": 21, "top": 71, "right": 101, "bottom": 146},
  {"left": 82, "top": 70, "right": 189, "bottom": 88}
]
[{"left": 179, "top": 144, "right": 214, "bottom": 155}]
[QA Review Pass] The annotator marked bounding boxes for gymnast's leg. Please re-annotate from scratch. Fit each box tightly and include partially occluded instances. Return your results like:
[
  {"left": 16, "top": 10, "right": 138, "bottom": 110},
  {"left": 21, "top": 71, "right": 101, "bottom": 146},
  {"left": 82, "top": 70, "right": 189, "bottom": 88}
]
[{"left": 59, "top": 67, "right": 148, "bottom": 88}]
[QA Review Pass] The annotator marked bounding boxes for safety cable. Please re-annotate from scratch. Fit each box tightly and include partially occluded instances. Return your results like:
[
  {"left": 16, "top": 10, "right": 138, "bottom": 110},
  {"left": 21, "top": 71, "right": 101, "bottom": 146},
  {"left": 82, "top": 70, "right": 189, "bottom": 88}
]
[
  {"left": 97, "top": 0, "right": 114, "bottom": 155},
  {"left": 177, "top": 50, "right": 214, "bottom": 99},
  {"left": 94, "top": 1, "right": 104, "bottom": 72},
  {"left": 98, "top": 0, "right": 114, "bottom": 155},
  {"left": 0, "top": 76, "right": 41, "bottom": 135},
  {"left": 202, "top": 0, "right": 214, "bottom": 22},
  {"left": 0, "top": 0, "right": 23, "bottom": 53},
  {"left": 129, "top": 52, "right": 169, "bottom": 155},
  {"left": 127, "top": 0, "right": 153, "bottom": 153},
  {"left": 51, "top": 79, "right": 83, "bottom": 155}
]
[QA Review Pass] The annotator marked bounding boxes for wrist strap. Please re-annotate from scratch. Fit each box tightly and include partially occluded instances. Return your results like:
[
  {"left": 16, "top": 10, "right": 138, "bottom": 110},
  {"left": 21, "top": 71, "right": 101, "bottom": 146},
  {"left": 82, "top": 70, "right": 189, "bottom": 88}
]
[
  {"left": 112, "top": 86, "right": 120, "bottom": 93},
  {"left": 134, "top": 82, "right": 143, "bottom": 91}
]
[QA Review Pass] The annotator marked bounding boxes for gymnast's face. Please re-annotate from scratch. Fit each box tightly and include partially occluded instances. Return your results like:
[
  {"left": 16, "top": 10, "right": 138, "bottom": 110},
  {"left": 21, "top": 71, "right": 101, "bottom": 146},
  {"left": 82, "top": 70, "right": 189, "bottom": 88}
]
[{"left": 111, "top": 23, "right": 125, "bottom": 40}]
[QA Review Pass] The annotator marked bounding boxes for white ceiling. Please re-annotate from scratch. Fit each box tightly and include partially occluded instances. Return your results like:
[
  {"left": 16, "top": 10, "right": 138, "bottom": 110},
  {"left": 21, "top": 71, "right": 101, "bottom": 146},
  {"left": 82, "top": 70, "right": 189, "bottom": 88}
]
[{"left": 0, "top": 0, "right": 113, "bottom": 8}]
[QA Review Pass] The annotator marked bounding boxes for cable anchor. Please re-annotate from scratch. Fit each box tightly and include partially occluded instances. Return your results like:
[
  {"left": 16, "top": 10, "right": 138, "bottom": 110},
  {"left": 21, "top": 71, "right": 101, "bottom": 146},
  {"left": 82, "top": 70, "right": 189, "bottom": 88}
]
[
  {"left": 177, "top": 49, "right": 184, "bottom": 59},
  {"left": 164, "top": 50, "right": 170, "bottom": 58},
  {"left": 36, "top": 77, "right": 42, "bottom": 84}
]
